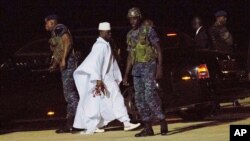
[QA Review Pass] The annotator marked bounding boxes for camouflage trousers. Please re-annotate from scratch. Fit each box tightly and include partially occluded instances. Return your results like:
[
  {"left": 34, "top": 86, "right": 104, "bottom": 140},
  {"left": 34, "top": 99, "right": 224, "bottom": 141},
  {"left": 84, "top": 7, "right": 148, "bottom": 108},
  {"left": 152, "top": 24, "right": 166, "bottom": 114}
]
[
  {"left": 61, "top": 53, "right": 79, "bottom": 127},
  {"left": 132, "top": 60, "right": 165, "bottom": 122}
]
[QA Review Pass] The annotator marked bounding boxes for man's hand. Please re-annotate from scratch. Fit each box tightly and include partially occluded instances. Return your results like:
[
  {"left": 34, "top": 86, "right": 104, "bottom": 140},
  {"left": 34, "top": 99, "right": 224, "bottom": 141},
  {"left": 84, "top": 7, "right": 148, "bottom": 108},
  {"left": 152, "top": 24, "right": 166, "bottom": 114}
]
[
  {"left": 48, "top": 66, "right": 56, "bottom": 72},
  {"left": 156, "top": 65, "right": 163, "bottom": 79},
  {"left": 93, "top": 80, "right": 106, "bottom": 97},
  {"left": 60, "top": 59, "right": 67, "bottom": 71},
  {"left": 50, "top": 56, "right": 55, "bottom": 65},
  {"left": 123, "top": 74, "right": 130, "bottom": 86},
  {"left": 96, "top": 80, "right": 103, "bottom": 85},
  {"left": 48, "top": 60, "right": 58, "bottom": 72}
]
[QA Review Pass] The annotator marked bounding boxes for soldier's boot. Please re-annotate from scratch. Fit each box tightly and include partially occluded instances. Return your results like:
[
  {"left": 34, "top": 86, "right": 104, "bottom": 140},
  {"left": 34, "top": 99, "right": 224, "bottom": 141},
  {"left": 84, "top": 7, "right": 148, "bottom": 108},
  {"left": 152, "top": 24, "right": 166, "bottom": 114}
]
[
  {"left": 56, "top": 117, "right": 74, "bottom": 134},
  {"left": 55, "top": 127, "right": 72, "bottom": 134},
  {"left": 160, "top": 119, "right": 168, "bottom": 135},
  {"left": 135, "top": 122, "right": 154, "bottom": 137}
]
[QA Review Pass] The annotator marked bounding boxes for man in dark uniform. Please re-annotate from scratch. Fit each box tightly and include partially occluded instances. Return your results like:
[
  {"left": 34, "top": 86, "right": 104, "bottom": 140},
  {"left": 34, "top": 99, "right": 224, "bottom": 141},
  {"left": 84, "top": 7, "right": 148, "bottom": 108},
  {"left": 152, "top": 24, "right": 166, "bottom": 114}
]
[
  {"left": 191, "top": 16, "right": 210, "bottom": 49},
  {"left": 209, "top": 11, "right": 241, "bottom": 106},
  {"left": 209, "top": 10, "right": 233, "bottom": 52},
  {"left": 45, "top": 15, "right": 79, "bottom": 133},
  {"left": 123, "top": 7, "right": 168, "bottom": 137}
]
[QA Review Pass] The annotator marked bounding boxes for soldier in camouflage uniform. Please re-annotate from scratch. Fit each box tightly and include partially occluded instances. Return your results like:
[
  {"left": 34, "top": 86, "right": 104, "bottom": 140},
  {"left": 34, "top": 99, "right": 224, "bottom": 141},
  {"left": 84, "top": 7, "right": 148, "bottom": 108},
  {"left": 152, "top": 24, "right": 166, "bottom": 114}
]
[
  {"left": 209, "top": 10, "right": 233, "bottom": 52},
  {"left": 123, "top": 8, "right": 168, "bottom": 137},
  {"left": 45, "top": 15, "right": 79, "bottom": 133}
]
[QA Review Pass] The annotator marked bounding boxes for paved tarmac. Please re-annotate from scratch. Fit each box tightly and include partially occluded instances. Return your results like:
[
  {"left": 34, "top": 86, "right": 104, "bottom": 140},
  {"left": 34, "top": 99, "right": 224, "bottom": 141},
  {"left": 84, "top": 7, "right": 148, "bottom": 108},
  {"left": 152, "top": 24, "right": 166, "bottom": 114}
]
[{"left": 1, "top": 98, "right": 250, "bottom": 141}]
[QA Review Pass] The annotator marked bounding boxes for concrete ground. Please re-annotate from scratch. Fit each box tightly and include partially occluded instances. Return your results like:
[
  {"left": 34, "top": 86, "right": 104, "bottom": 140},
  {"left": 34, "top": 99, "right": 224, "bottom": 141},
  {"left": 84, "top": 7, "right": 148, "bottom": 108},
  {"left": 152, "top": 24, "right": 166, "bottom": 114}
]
[{"left": 1, "top": 97, "right": 250, "bottom": 141}]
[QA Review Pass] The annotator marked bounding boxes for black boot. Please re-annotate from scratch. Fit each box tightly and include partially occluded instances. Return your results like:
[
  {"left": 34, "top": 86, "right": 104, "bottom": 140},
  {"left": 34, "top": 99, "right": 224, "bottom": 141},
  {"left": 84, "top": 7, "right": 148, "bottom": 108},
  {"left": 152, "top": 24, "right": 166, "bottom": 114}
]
[
  {"left": 55, "top": 127, "right": 73, "bottom": 134},
  {"left": 160, "top": 119, "right": 168, "bottom": 135},
  {"left": 55, "top": 117, "right": 74, "bottom": 134},
  {"left": 135, "top": 122, "right": 154, "bottom": 137}
]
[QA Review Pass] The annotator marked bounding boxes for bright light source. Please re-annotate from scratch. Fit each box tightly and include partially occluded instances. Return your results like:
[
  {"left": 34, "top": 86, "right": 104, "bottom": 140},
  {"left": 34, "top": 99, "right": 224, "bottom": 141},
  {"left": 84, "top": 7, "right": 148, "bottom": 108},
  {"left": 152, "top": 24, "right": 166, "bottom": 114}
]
[
  {"left": 47, "top": 111, "right": 55, "bottom": 116},
  {"left": 222, "top": 71, "right": 229, "bottom": 74},
  {"left": 182, "top": 76, "right": 191, "bottom": 80},
  {"left": 197, "top": 64, "right": 210, "bottom": 79},
  {"left": 156, "top": 82, "right": 159, "bottom": 88},
  {"left": 166, "top": 33, "right": 177, "bottom": 37},
  {"left": 198, "top": 67, "right": 208, "bottom": 72}
]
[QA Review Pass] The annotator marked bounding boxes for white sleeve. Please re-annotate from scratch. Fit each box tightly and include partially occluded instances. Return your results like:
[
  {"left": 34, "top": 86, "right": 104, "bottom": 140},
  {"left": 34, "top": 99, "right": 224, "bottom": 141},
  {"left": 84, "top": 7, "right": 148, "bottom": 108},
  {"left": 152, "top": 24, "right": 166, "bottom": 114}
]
[{"left": 88, "top": 43, "right": 107, "bottom": 81}]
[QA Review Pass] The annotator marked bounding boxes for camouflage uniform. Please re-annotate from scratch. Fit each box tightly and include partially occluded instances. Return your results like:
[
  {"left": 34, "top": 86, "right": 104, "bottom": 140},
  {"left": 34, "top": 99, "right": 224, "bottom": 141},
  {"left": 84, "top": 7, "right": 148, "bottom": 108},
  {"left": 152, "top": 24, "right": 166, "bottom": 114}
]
[
  {"left": 209, "top": 24, "right": 233, "bottom": 52},
  {"left": 127, "top": 26, "right": 165, "bottom": 122},
  {"left": 51, "top": 24, "right": 79, "bottom": 128}
]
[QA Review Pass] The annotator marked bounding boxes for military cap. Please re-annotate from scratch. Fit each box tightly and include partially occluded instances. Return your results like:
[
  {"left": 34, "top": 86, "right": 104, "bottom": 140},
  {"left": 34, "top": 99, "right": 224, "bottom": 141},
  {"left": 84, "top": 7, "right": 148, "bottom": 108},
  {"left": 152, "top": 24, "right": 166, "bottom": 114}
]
[
  {"left": 215, "top": 10, "right": 227, "bottom": 17},
  {"left": 45, "top": 14, "right": 59, "bottom": 21},
  {"left": 127, "top": 7, "right": 142, "bottom": 18}
]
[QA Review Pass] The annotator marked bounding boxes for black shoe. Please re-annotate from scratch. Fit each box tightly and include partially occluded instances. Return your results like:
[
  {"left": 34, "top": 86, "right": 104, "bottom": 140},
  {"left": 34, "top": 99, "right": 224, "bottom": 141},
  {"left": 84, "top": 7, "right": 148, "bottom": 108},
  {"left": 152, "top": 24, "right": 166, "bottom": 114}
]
[
  {"left": 135, "top": 122, "right": 154, "bottom": 137},
  {"left": 160, "top": 120, "right": 168, "bottom": 136},
  {"left": 55, "top": 127, "right": 72, "bottom": 134},
  {"left": 56, "top": 116, "right": 76, "bottom": 134},
  {"left": 135, "top": 128, "right": 154, "bottom": 137}
]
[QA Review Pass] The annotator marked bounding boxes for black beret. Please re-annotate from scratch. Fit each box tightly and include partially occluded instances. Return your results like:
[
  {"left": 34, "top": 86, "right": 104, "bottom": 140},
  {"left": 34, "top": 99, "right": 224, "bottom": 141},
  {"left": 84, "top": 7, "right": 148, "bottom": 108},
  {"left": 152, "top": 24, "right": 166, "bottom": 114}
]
[
  {"left": 45, "top": 14, "right": 59, "bottom": 21},
  {"left": 215, "top": 10, "right": 227, "bottom": 17}
]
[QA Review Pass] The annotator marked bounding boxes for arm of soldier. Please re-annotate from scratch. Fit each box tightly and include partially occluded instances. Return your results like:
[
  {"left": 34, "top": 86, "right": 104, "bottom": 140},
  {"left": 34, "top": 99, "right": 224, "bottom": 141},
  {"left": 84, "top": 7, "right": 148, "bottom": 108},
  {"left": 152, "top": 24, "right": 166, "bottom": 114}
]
[
  {"left": 220, "top": 27, "right": 233, "bottom": 46},
  {"left": 149, "top": 27, "right": 163, "bottom": 79},
  {"left": 155, "top": 42, "right": 163, "bottom": 79},
  {"left": 123, "top": 51, "right": 133, "bottom": 85},
  {"left": 48, "top": 59, "right": 58, "bottom": 72},
  {"left": 222, "top": 31, "right": 233, "bottom": 46},
  {"left": 60, "top": 33, "right": 72, "bottom": 71},
  {"left": 208, "top": 27, "right": 217, "bottom": 49}
]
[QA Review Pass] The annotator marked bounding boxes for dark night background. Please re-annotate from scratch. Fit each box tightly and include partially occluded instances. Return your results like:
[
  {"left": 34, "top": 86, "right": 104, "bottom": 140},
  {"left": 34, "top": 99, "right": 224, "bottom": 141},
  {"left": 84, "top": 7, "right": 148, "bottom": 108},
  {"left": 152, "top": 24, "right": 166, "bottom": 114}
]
[{"left": 0, "top": 0, "right": 249, "bottom": 60}]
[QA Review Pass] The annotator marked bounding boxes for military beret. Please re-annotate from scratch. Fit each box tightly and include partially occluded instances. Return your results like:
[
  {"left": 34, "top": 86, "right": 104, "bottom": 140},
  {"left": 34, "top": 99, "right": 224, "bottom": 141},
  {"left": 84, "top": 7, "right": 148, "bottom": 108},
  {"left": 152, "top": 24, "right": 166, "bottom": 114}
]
[
  {"left": 215, "top": 10, "right": 227, "bottom": 17},
  {"left": 45, "top": 14, "right": 59, "bottom": 21}
]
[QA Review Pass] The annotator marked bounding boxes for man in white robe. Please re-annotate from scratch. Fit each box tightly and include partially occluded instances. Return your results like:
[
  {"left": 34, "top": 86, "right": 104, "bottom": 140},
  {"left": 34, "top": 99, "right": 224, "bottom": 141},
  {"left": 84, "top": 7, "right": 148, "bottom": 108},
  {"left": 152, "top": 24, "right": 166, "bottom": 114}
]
[{"left": 73, "top": 22, "right": 140, "bottom": 134}]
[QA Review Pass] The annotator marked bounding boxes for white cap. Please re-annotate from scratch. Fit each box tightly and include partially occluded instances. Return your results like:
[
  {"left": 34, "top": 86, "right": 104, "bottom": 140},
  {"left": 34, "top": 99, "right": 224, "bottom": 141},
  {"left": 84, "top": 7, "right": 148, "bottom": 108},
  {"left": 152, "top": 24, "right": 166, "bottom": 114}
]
[{"left": 98, "top": 22, "right": 111, "bottom": 31}]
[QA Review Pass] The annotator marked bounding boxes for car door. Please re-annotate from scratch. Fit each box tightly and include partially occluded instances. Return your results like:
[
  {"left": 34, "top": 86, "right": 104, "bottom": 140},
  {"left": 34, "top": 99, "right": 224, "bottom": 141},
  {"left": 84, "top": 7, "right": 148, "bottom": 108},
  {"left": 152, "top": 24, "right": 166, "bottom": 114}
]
[{"left": 0, "top": 39, "right": 65, "bottom": 122}]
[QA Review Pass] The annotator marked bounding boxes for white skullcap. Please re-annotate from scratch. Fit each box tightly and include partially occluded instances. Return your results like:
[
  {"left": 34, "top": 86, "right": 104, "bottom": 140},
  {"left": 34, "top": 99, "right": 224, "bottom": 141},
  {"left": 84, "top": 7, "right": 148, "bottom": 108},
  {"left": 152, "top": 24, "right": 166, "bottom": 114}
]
[{"left": 98, "top": 22, "right": 111, "bottom": 31}]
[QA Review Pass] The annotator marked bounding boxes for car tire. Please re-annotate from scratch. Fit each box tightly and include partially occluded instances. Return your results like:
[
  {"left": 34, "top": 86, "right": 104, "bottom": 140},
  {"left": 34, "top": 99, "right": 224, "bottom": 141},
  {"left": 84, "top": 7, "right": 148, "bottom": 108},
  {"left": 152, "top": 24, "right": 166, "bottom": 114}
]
[{"left": 178, "top": 103, "right": 217, "bottom": 121}]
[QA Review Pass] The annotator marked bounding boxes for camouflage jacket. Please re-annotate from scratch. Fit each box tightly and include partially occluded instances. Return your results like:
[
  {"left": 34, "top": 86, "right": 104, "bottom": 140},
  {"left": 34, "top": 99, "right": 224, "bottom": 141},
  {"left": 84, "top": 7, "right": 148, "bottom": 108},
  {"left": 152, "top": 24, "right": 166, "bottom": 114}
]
[
  {"left": 127, "top": 25, "right": 159, "bottom": 63},
  {"left": 209, "top": 24, "right": 233, "bottom": 52},
  {"left": 49, "top": 24, "right": 72, "bottom": 63}
]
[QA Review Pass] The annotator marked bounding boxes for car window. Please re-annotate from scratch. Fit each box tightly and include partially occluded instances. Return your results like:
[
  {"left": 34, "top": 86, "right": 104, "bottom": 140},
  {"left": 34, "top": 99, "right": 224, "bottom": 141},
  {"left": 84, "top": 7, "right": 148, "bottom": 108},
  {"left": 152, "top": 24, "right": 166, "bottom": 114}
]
[
  {"left": 161, "top": 32, "right": 180, "bottom": 49},
  {"left": 16, "top": 39, "right": 50, "bottom": 55},
  {"left": 162, "top": 33, "right": 195, "bottom": 49}
]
